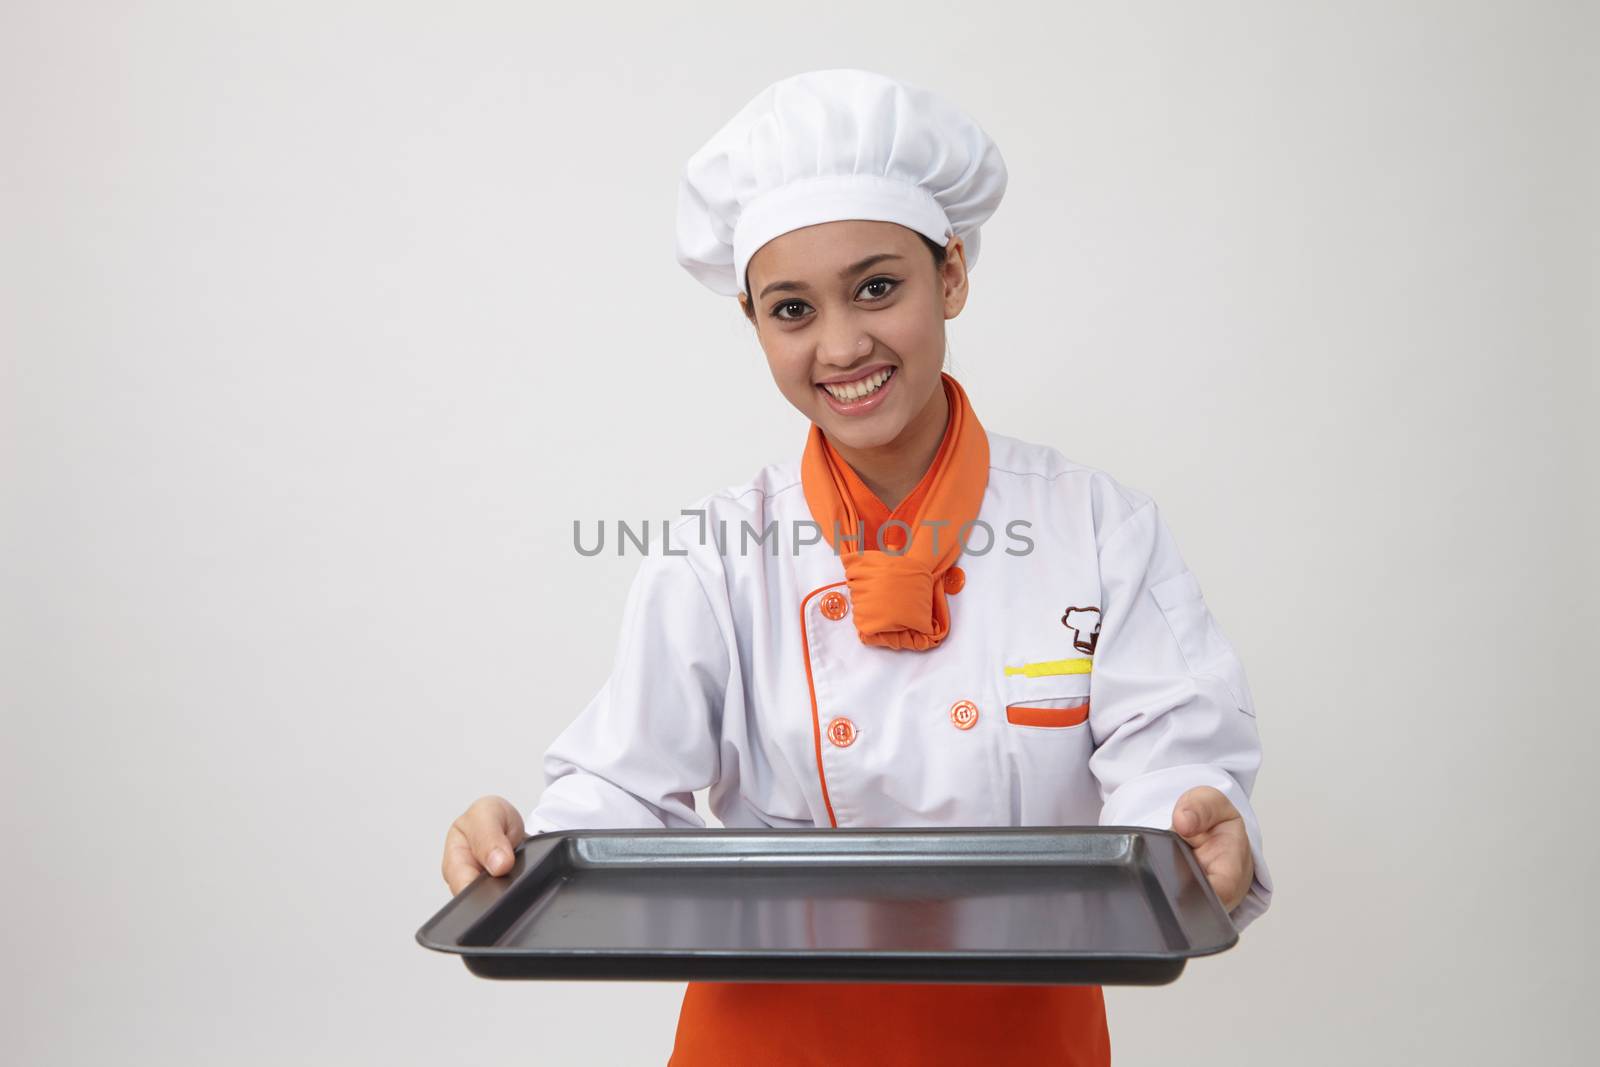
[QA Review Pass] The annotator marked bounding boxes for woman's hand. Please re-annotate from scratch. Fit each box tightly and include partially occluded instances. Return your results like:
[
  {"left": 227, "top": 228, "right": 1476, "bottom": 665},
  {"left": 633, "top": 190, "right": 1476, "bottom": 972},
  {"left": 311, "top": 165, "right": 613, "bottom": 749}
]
[
  {"left": 1172, "top": 786, "right": 1254, "bottom": 912},
  {"left": 441, "top": 795, "right": 527, "bottom": 895}
]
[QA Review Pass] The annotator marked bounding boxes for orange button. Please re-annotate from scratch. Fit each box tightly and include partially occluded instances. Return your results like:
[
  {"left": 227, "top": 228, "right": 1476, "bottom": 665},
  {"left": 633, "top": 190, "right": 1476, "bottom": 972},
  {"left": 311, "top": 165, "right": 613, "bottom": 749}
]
[
  {"left": 826, "top": 716, "right": 858, "bottom": 747},
  {"left": 949, "top": 699, "right": 980, "bottom": 730},
  {"left": 942, "top": 566, "right": 966, "bottom": 595},
  {"left": 820, "top": 590, "right": 848, "bottom": 620}
]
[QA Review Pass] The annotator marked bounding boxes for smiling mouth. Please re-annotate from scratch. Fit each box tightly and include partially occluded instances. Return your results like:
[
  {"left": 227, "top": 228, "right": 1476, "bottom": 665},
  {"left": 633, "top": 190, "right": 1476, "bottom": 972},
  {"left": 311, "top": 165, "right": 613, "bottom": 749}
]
[{"left": 818, "top": 366, "right": 895, "bottom": 403}]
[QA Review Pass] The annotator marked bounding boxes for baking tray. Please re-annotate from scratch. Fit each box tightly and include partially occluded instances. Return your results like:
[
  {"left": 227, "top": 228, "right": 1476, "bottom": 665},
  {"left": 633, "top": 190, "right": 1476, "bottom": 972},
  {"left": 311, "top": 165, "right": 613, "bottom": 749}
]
[{"left": 415, "top": 826, "right": 1238, "bottom": 985}]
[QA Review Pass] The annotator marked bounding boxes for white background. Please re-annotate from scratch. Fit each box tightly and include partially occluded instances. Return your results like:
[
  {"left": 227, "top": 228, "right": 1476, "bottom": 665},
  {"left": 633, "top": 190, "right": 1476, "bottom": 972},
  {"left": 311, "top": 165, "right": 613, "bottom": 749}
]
[{"left": 3, "top": 2, "right": 1595, "bottom": 1063}]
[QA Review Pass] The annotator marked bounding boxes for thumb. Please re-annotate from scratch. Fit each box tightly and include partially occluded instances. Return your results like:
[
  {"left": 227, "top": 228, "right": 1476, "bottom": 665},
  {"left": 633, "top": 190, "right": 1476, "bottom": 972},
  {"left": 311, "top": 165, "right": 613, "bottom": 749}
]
[
  {"left": 1172, "top": 786, "right": 1234, "bottom": 839},
  {"left": 1174, "top": 804, "right": 1201, "bottom": 837},
  {"left": 487, "top": 802, "right": 526, "bottom": 876},
  {"left": 483, "top": 837, "right": 515, "bottom": 876}
]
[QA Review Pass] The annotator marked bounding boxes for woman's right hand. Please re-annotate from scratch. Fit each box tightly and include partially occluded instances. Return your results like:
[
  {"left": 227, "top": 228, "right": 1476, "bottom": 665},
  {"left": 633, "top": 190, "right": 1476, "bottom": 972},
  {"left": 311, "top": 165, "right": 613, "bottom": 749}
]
[{"left": 441, "top": 795, "right": 527, "bottom": 895}]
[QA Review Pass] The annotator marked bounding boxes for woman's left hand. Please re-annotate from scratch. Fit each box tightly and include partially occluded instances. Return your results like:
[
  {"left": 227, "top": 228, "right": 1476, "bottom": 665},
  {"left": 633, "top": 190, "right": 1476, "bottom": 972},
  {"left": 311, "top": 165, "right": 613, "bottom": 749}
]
[{"left": 1172, "top": 786, "right": 1255, "bottom": 912}]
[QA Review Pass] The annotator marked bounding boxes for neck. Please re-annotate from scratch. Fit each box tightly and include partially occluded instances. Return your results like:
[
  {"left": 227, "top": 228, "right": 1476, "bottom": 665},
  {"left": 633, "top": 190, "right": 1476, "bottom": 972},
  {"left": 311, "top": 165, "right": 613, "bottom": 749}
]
[{"left": 827, "top": 378, "right": 951, "bottom": 510}]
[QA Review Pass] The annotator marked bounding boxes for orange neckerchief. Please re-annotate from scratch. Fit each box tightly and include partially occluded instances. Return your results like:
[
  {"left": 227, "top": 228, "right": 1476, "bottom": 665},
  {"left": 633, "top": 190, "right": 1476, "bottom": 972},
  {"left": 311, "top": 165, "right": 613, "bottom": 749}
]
[
  {"left": 800, "top": 372, "right": 990, "bottom": 651},
  {"left": 824, "top": 401, "right": 952, "bottom": 553}
]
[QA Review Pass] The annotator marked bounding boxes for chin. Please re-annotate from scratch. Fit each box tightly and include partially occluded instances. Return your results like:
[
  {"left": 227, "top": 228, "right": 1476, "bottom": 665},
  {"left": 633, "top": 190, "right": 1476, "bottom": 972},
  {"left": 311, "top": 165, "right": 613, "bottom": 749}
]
[{"left": 820, "top": 414, "right": 905, "bottom": 451}]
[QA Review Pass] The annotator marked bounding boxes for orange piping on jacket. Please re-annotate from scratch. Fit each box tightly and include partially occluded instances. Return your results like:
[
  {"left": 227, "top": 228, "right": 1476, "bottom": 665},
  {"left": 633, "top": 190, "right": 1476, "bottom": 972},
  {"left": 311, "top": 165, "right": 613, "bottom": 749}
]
[{"left": 799, "top": 580, "right": 848, "bottom": 829}]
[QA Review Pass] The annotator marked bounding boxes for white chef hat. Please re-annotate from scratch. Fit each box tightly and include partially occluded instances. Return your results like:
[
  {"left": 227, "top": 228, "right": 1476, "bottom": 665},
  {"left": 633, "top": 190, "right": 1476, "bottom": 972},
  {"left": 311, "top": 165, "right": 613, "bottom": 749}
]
[{"left": 675, "top": 68, "right": 1008, "bottom": 298}]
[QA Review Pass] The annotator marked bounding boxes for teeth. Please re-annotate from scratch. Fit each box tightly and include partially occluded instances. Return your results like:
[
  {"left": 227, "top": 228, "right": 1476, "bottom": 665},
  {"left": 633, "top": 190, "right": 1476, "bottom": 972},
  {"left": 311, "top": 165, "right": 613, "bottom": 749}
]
[{"left": 822, "top": 367, "right": 893, "bottom": 402}]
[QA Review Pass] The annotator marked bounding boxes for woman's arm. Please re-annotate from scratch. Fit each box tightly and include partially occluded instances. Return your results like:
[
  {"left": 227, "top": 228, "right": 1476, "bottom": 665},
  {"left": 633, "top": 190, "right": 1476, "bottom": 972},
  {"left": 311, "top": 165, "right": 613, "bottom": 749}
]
[
  {"left": 524, "top": 547, "right": 732, "bottom": 834},
  {"left": 1087, "top": 495, "right": 1274, "bottom": 931},
  {"left": 440, "top": 547, "right": 731, "bottom": 895}
]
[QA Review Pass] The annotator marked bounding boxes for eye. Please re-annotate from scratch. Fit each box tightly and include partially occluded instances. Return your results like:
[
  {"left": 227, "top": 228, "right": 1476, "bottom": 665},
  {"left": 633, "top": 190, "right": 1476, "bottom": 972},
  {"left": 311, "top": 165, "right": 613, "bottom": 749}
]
[
  {"left": 858, "top": 276, "right": 899, "bottom": 300},
  {"left": 771, "top": 299, "right": 811, "bottom": 322}
]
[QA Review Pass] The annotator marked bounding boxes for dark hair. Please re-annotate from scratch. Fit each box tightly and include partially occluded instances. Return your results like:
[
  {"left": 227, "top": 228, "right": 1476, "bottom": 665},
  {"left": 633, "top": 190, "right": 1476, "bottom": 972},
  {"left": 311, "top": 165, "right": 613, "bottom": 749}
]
[{"left": 741, "top": 231, "right": 950, "bottom": 323}]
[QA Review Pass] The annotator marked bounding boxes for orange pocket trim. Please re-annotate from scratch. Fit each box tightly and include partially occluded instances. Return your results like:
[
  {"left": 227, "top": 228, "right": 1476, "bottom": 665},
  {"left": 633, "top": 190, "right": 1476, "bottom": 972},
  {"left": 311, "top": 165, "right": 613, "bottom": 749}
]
[{"left": 1005, "top": 700, "right": 1090, "bottom": 728}]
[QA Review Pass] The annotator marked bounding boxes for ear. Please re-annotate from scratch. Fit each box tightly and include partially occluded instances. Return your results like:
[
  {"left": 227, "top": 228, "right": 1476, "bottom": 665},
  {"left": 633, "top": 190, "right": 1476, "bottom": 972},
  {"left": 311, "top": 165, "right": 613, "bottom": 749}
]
[{"left": 941, "top": 237, "right": 970, "bottom": 319}]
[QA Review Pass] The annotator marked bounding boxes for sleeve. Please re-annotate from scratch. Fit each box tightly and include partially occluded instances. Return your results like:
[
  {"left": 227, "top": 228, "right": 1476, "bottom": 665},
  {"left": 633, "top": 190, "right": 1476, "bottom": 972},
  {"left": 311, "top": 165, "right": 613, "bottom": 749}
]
[
  {"left": 1086, "top": 499, "right": 1274, "bottom": 931},
  {"left": 523, "top": 548, "right": 730, "bottom": 835}
]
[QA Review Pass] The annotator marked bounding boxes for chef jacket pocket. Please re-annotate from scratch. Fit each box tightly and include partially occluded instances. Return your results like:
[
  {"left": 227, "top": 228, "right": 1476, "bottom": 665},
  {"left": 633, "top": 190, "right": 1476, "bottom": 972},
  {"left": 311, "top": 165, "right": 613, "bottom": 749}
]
[
  {"left": 1149, "top": 569, "right": 1255, "bottom": 716},
  {"left": 994, "top": 687, "right": 1099, "bottom": 822}
]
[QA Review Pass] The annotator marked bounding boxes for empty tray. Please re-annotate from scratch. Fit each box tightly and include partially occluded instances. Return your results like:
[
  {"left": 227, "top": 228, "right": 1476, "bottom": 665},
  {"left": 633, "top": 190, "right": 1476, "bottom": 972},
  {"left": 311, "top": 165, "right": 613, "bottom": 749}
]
[{"left": 415, "top": 826, "right": 1238, "bottom": 985}]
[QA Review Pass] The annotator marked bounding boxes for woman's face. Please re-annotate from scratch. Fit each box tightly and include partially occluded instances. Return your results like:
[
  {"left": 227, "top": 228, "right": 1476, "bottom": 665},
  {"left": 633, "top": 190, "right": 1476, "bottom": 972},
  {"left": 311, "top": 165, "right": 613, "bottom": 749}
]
[{"left": 740, "top": 220, "right": 969, "bottom": 452}]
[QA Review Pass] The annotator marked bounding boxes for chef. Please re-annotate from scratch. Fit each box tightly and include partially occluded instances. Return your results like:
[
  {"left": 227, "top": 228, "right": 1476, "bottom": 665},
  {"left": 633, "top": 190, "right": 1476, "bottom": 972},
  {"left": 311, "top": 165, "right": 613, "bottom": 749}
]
[{"left": 441, "top": 68, "right": 1272, "bottom": 1066}]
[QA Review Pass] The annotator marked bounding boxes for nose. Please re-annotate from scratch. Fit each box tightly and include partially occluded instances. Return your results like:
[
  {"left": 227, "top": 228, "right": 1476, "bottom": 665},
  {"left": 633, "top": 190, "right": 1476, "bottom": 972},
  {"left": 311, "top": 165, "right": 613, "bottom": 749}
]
[{"left": 818, "top": 330, "right": 873, "bottom": 369}]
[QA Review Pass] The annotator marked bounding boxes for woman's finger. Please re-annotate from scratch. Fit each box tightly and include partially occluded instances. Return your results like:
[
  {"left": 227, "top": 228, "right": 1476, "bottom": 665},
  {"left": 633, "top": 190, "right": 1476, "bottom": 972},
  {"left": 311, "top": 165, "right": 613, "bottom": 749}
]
[
  {"left": 1192, "top": 820, "right": 1253, "bottom": 911},
  {"left": 1206, "top": 863, "right": 1247, "bottom": 911}
]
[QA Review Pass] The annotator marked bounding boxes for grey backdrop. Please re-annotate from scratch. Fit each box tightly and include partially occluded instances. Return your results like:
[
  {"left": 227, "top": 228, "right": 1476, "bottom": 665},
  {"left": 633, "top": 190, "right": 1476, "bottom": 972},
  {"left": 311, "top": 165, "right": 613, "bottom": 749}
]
[{"left": 3, "top": 2, "right": 1595, "bottom": 1064}]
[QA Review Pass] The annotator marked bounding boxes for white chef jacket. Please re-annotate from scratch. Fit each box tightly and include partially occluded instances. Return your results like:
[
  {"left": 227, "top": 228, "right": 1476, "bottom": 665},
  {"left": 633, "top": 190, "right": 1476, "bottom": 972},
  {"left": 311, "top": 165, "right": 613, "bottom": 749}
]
[{"left": 525, "top": 430, "right": 1273, "bottom": 931}]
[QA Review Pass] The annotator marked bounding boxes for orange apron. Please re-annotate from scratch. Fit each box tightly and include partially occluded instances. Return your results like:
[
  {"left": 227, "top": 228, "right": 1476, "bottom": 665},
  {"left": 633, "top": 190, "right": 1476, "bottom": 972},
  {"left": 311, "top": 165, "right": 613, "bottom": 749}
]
[
  {"left": 669, "top": 982, "right": 1110, "bottom": 1066},
  {"left": 668, "top": 374, "right": 1111, "bottom": 1065}
]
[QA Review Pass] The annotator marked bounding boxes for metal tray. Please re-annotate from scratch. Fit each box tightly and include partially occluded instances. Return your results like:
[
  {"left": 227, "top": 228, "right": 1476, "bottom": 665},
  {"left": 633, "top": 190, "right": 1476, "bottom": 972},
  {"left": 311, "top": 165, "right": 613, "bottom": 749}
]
[{"left": 415, "top": 826, "right": 1238, "bottom": 985}]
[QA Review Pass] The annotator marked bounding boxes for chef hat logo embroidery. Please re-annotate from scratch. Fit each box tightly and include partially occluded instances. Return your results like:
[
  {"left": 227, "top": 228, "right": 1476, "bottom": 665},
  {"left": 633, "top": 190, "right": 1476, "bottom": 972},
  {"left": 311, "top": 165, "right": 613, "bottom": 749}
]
[{"left": 1061, "top": 606, "right": 1101, "bottom": 655}]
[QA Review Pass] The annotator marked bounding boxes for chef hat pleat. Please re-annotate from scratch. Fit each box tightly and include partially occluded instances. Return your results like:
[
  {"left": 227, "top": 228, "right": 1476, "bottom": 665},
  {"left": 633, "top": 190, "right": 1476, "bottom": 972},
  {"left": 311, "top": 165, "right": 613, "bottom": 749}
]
[{"left": 675, "top": 68, "right": 1009, "bottom": 298}]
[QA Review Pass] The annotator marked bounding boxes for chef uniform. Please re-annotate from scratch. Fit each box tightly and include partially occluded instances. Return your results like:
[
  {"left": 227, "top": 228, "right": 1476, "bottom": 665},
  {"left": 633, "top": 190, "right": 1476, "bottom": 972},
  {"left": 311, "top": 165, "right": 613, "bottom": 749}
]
[{"left": 524, "top": 69, "right": 1273, "bottom": 1066}]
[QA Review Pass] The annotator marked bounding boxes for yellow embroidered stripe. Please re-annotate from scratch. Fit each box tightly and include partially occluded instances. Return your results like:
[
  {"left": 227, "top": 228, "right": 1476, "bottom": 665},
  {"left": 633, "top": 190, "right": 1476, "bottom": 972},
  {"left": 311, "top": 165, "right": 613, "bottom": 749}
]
[{"left": 1003, "top": 657, "right": 1093, "bottom": 678}]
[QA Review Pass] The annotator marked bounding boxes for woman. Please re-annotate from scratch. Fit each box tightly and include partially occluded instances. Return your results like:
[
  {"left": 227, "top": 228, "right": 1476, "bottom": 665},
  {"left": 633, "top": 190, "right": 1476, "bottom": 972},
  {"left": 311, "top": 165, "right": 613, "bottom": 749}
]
[{"left": 441, "top": 68, "right": 1273, "bottom": 1065}]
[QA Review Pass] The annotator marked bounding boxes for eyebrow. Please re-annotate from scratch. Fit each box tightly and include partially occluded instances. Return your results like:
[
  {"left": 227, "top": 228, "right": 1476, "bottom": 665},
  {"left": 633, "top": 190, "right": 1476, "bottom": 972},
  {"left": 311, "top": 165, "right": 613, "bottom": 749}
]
[{"left": 757, "top": 253, "right": 906, "bottom": 300}]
